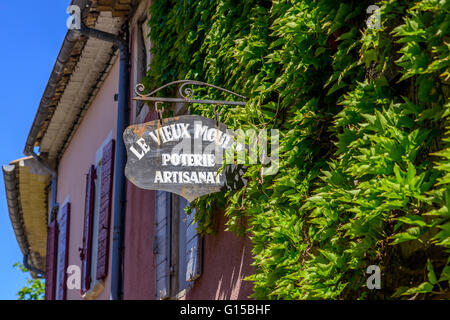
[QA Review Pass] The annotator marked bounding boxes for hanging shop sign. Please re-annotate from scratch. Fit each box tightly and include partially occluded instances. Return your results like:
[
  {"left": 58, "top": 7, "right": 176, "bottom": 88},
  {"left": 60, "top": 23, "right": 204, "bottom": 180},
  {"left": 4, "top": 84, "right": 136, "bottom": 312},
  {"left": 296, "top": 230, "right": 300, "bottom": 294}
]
[{"left": 124, "top": 80, "right": 248, "bottom": 202}]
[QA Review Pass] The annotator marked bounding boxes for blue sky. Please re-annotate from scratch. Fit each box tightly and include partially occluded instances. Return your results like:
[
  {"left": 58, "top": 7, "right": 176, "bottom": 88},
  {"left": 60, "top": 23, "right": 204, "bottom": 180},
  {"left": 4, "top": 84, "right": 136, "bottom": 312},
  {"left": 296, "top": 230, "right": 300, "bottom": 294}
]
[{"left": 0, "top": 1, "right": 70, "bottom": 299}]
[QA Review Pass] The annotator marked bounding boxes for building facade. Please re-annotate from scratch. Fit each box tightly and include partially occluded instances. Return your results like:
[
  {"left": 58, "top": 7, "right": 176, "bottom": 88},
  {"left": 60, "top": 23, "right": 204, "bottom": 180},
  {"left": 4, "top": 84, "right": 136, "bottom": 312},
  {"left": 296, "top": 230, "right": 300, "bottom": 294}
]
[{"left": 2, "top": 0, "right": 253, "bottom": 300}]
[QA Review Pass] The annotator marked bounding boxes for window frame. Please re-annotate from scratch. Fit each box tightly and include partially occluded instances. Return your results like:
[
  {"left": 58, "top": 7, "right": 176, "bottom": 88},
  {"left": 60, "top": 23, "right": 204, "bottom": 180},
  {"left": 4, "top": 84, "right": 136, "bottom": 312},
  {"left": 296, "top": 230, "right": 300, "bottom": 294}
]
[{"left": 81, "top": 132, "right": 113, "bottom": 299}]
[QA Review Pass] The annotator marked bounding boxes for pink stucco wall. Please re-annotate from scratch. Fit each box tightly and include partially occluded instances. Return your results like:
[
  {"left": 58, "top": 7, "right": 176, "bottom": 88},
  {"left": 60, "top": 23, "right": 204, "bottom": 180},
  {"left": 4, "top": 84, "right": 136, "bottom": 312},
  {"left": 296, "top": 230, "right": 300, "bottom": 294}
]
[{"left": 56, "top": 58, "right": 119, "bottom": 300}]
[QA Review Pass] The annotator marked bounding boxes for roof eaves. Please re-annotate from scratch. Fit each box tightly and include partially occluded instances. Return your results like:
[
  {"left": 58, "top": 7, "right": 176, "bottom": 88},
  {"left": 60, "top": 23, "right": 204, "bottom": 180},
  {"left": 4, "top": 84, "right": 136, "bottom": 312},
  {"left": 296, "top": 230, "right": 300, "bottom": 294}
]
[
  {"left": 2, "top": 164, "right": 28, "bottom": 258},
  {"left": 2, "top": 158, "right": 51, "bottom": 278},
  {"left": 25, "top": 0, "right": 134, "bottom": 162},
  {"left": 24, "top": 0, "right": 93, "bottom": 157}
]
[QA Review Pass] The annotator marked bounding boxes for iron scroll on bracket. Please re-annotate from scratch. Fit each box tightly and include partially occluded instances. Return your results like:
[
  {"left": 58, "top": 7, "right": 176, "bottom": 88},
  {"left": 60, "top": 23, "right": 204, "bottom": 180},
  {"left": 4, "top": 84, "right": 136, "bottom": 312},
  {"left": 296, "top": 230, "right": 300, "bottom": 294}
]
[{"left": 133, "top": 80, "right": 247, "bottom": 106}]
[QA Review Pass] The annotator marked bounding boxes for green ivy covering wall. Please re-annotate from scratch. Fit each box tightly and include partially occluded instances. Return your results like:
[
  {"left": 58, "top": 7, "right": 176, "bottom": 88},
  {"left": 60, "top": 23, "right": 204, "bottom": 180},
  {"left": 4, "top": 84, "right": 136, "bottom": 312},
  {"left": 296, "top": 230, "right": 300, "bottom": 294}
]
[{"left": 144, "top": 0, "right": 450, "bottom": 299}]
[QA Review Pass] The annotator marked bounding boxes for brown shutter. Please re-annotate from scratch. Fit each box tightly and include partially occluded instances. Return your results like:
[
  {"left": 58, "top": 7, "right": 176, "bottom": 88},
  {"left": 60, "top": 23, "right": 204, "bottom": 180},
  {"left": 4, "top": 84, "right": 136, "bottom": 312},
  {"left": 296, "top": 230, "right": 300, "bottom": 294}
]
[
  {"left": 56, "top": 202, "right": 70, "bottom": 300},
  {"left": 45, "top": 219, "right": 58, "bottom": 300},
  {"left": 96, "top": 139, "right": 115, "bottom": 280},
  {"left": 81, "top": 166, "right": 96, "bottom": 294}
]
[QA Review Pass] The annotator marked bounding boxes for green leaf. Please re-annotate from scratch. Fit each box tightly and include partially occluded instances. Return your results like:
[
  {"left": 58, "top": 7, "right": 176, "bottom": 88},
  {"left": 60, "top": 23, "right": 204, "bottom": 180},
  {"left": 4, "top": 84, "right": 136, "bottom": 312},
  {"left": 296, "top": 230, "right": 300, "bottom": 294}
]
[
  {"left": 392, "top": 286, "right": 409, "bottom": 298},
  {"left": 438, "top": 266, "right": 450, "bottom": 282},
  {"left": 315, "top": 47, "right": 326, "bottom": 56},
  {"left": 406, "top": 162, "right": 416, "bottom": 185},
  {"left": 396, "top": 215, "right": 429, "bottom": 227},
  {"left": 427, "top": 260, "right": 437, "bottom": 285},
  {"left": 391, "top": 227, "right": 422, "bottom": 244},
  {"left": 401, "top": 282, "right": 434, "bottom": 296}
]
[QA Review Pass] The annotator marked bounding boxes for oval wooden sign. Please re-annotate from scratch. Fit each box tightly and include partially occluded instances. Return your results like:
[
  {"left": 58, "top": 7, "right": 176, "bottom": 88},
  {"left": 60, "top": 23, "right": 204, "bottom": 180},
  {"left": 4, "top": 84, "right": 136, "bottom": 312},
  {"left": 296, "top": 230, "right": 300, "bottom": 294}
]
[{"left": 123, "top": 115, "right": 247, "bottom": 202}]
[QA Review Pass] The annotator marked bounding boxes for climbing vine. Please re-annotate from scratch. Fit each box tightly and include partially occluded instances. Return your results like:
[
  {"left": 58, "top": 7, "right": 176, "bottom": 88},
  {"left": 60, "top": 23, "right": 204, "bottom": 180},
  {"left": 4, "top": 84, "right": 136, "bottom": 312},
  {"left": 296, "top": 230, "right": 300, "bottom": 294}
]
[{"left": 145, "top": 0, "right": 450, "bottom": 299}]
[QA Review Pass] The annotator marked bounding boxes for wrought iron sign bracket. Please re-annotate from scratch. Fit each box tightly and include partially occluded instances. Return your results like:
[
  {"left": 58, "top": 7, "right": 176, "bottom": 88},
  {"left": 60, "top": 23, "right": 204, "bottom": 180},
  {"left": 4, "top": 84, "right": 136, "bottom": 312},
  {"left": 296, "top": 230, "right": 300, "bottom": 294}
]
[{"left": 133, "top": 80, "right": 248, "bottom": 107}]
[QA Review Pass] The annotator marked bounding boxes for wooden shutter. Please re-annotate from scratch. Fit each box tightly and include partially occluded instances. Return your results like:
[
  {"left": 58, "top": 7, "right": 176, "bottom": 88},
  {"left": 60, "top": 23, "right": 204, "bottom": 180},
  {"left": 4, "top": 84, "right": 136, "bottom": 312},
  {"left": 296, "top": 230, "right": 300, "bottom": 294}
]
[
  {"left": 154, "top": 190, "right": 170, "bottom": 299},
  {"left": 56, "top": 203, "right": 70, "bottom": 300},
  {"left": 45, "top": 219, "right": 58, "bottom": 300},
  {"left": 96, "top": 139, "right": 115, "bottom": 280},
  {"left": 182, "top": 198, "right": 202, "bottom": 282},
  {"left": 81, "top": 165, "right": 96, "bottom": 293}
]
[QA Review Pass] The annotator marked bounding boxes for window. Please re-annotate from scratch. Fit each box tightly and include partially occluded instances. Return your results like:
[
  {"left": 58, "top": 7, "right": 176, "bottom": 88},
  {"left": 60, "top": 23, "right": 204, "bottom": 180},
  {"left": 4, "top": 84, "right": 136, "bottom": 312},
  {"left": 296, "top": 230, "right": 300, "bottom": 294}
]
[
  {"left": 154, "top": 191, "right": 202, "bottom": 299},
  {"left": 153, "top": 95, "right": 201, "bottom": 300},
  {"left": 80, "top": 135, "right": 115, "bottom": 298},
  {"left": 50, "top": 200, "right": 71, "bottom": 300}
]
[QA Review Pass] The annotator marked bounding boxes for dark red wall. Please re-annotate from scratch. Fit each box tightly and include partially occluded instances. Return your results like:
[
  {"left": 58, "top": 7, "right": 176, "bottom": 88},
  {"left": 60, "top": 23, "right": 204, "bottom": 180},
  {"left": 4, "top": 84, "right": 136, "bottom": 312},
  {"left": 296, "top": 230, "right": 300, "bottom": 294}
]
[
  {"left": 123, "top": 184, "right": 156, "bottom": 300},
  {"left": 185, "top": 211, "right": 254, "bottom": 300}
]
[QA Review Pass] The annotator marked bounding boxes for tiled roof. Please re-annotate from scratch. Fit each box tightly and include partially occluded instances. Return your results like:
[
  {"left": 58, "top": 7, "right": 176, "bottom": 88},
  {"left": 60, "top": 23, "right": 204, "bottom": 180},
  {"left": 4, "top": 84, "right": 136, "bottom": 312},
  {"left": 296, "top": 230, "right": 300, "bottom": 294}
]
[
  {"left": 39, "top": 11, "right": 122, "bottom": 160},
  {"left": 3, "top": 157, "right": 51, "bottom": 275},
  {"left": 32, "top": 0, "right": 133, "bottom": 162}
]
